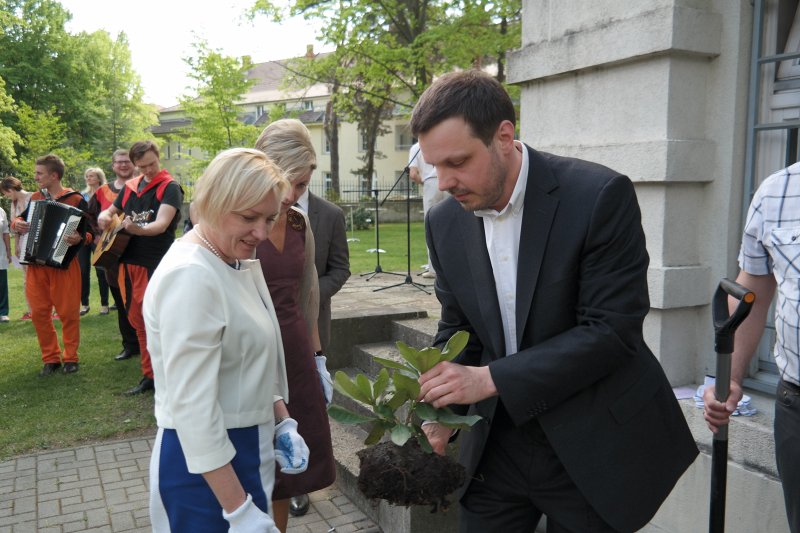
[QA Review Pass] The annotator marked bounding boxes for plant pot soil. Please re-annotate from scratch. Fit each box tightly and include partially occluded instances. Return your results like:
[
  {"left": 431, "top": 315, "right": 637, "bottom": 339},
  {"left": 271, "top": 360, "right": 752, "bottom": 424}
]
[{"left": 356, "top": 440, "right": 465, "bottom": 510}]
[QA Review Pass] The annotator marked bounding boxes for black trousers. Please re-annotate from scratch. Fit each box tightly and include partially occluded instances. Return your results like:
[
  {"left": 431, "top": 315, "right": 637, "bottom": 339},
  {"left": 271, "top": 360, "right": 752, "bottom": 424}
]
[
  {"left": 459, "top": 407, "right": 619, "bottom": 533},
  {"left": 776, "top": 379, "right": 800, "bottom": 533},
  {"left": 106, "top": 268, "right": 139, "bottom": 354},
  {"left": 78, "top": 245, "right": 109, "bottom": 306}
]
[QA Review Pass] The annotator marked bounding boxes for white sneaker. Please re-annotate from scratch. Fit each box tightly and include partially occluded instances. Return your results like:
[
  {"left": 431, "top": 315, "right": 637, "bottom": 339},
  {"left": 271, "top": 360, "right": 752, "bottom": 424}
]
[
  {"left": 421, "top": 271, "right": 436, "bottom": 279},
  {"left": 0, "top": 315, "right": 9, "bottom": 323}
]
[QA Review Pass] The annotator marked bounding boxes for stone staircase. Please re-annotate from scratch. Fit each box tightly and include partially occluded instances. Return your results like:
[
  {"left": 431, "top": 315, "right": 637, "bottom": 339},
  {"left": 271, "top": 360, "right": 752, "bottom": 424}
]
[{"left": 326, "top": 310, "right": 461, "bottom": 533}]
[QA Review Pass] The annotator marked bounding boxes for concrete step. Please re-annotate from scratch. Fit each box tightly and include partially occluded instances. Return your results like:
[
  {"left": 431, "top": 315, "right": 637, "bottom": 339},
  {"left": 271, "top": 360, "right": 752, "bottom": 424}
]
[
  {"left": 328, "top": 308, "right": 428, "bottom": 371},
  {"left": 390, "top": 317, "right": 438, "bottom": 349},
  {"left": 353, "top": 341, "right": 405, "bottom": 378}
]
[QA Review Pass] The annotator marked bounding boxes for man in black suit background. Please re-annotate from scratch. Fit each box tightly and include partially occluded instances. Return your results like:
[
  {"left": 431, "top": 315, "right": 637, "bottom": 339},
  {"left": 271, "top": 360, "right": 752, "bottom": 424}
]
[
  {"left": 296, "top": 188, "right": 351, "bottom": 353},
  {"left": 413, "top": 71, "right": 698, "bottom": 532}
]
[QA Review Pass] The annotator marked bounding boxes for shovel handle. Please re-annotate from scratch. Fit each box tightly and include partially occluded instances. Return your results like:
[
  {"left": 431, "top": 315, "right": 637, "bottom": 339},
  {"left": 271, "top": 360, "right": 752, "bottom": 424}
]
[{"left": 712, "top": 278, "right": 755, "bottom": 356}]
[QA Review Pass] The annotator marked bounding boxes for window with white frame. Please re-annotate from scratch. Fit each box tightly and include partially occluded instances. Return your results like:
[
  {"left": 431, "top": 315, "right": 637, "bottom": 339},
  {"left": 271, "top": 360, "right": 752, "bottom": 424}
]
[{"left": 395, "top": 124, "right": 413, "bottom": 151}]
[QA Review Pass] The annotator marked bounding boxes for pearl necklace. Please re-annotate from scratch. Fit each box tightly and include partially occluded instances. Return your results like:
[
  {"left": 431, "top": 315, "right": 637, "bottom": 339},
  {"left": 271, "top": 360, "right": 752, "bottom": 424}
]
[{"left": 196, "top": 228, "right": 239, "bottom": 269}]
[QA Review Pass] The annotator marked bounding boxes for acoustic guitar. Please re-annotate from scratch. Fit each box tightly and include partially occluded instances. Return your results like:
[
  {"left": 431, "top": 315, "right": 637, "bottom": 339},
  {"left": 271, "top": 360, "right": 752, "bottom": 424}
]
[
  {"left": 92, "top": 213, "right": 129, "bottom": 269},
  {"left": 92, "top": 210, "right": 155, "bottom": 268}
]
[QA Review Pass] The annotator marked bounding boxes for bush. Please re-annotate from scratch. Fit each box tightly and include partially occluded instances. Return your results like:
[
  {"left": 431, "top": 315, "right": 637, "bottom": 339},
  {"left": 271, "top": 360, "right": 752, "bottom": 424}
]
[{"left": 347, "top": 206, "right": 373, "bottom": 231}]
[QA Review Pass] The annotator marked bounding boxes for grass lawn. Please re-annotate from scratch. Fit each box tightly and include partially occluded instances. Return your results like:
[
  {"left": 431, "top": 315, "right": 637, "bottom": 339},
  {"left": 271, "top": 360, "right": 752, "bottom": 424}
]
[
  {"left": 0, "top": 222, "right": 428, "bottom": 460},
  {"left": 0, "top": 265, "right": 156, "bottom": 461},
  {"left": 345, "top": 221, "right": 429, "bottom": 276}
]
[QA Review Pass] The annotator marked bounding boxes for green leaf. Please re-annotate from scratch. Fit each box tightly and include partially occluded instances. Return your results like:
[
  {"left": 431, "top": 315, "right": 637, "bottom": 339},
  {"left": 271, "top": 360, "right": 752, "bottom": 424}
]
[
  {"left": 372, "top": 356, "right": 408, "bottom": 371},
  {"left": 373, "top": 368, "right": 390, "bottom": 398},
  {"left": 416, "top": 347, "right": 443, "bottom": 374},
  {"left": 390, "top": 424, "right": 412, "bottom": 446},
  {"left": 333, "top": 371, "right": 371, "bottom": 404},
  {"left": 365, "top": 421, "right": 386, "bottom": 445},
  {"left": 441, "top": 331, "right": 469, "bottom": 361},
  {"left": 414, "top": 402, "right": 438, "bottom": 421},
  {"left": 327, "top": 404, "right": 377, "bottom": 425},
  {"left": 437, "top": 411, "right": 483, "bottom": 429},
  {"left": 393, "top": 372, "right": 420, "bottom": 399},
  {"left": 396, "top": 341, "right": 422, "bottom": 374},
  {"left": 355, "top": 374, "right": 374, "bottom": 403},
  {"left": 387, "top": 388, "right": 409, "bottom": 411},
  {"left": 374, "top": 403, "right": 395, "bottom": 420},
  {"left": 416, "top": 432, "right": 433, "bottom": 453}
]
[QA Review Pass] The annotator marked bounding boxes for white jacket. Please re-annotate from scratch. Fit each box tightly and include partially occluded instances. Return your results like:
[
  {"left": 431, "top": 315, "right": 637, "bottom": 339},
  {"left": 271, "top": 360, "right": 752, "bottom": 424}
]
[{"left": 144, "top": 241, "right": 288, "bottom": 473}]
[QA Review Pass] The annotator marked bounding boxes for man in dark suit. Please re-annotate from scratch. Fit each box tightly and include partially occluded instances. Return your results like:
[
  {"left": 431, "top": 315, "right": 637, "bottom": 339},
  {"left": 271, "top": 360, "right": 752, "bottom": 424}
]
[
  {"left": 413, "top": 71, "right": 698, "bottom": 532},
  {"left": 297, "top": 189, "right": 351, "bottom": 352}
]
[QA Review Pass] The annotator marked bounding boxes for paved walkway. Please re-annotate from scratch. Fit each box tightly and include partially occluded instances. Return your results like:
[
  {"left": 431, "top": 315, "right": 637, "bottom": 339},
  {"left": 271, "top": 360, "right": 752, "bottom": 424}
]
[{"left": 0, "top": 273, "right": 440, "bottom": 533}]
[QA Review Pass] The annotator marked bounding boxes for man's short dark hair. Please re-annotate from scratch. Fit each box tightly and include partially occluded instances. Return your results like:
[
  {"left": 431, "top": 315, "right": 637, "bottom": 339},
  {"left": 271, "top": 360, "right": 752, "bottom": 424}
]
[
  {"left": 129, "top": 140, "right": 159, "bottom": 164},
  {"left": 410, "top": 70, "right": 516, "bottom": 146},
  {"left": 35, "top": 154, "right": 65, "bottom": 179},
  {"left": 112, "top": 148, "right": 130, "bottom": 163}
]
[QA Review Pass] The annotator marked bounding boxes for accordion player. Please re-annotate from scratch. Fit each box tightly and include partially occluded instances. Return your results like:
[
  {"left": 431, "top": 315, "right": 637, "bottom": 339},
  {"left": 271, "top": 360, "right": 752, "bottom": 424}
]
[{"left": 21, "top": 199, "right": 87, "bottom": 269}]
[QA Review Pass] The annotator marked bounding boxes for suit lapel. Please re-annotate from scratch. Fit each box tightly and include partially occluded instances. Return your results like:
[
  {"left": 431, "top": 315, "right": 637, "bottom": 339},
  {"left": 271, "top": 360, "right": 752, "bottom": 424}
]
[
  {"left": 307, "top": 193, "right": 320, "bottom": 232},
  {"left": 459, "top": 215, "right": 506, "bottom": 359},
  {"left": 515, "top": 147, "right": 559, "bottom": 349}
]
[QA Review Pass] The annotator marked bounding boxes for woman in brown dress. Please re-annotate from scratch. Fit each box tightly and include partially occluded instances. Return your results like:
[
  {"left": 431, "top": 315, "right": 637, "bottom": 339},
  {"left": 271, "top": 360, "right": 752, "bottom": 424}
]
[{"left": 255, "top": 119, "right": 335, "bottom": 532}]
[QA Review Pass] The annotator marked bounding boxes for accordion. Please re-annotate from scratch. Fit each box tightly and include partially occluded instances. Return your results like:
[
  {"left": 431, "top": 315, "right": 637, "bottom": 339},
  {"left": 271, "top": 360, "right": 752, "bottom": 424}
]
[{"left": 21, "top": 200, "right": 86, "bottom": 269}]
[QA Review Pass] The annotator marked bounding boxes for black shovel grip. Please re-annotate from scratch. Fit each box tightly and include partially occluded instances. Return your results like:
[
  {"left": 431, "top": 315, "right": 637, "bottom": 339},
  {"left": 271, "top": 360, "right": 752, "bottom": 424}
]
[{"left": 712, "top": 278, "right": 755, "bottom": 355}]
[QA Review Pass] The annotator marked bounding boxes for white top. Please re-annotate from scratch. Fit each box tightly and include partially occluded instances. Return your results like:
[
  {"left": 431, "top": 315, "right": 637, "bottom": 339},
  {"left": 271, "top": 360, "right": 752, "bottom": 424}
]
[
  {"left": 144, "top": 241, "right": 289, "bottom": 473},
  {"left": 408, "top": 142, "right": 437, "bottom": 181},
  {"left": 474, "top": 142, "right": 530, "bottom": 356},
  {"left": 739, "top": 161, "right": 800, "bottom": 386},
  {"left": 0, "top": 208, "right": 8, "bottom": 269}
]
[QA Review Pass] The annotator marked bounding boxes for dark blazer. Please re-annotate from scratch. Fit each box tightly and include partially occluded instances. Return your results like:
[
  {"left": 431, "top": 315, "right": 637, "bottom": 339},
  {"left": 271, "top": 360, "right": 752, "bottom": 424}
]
[
  {"left": 425, "top": 145, "right": 698, "bottom": 532},
  {"left": 306, "top": 192, "right": 351, "bottom": 352}
]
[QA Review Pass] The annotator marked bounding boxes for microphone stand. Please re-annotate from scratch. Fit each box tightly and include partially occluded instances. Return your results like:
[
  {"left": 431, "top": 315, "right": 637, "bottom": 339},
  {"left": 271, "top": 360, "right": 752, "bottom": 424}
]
[
  {"left": 373, "top": 149, "right": 431, "bottom": 294},
  {"left": 354, "top": 187, "right": 404, "bottom": 281}
]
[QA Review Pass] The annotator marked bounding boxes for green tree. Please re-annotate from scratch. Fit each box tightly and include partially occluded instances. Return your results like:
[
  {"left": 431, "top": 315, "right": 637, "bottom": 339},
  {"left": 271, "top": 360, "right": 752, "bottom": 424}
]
[
  {"left": 251, "top": 0, "right": 521, "bottom": 192},
  {"left": 0, "top": 76, "right": 22, "bottom": 175},
  {"left": 15, "top": 103, "right": 87, "bottom": 188},
  {"left": 0, "top": 0, "right": 155, "bottom": 169},
  {"left": 179, "top": 40, "right": 259, "bottom": 174}
]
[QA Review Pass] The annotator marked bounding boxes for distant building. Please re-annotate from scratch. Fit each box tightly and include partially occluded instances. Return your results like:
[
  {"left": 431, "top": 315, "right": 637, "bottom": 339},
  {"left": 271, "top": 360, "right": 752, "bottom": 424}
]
[{"left": 153, "top": 55, "right": 414, "bottom": 202}]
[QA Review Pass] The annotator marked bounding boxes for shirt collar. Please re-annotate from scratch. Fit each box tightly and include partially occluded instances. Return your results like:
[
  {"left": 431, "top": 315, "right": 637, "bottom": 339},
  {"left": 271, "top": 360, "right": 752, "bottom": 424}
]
[
  {"left": 475, "top": 141, "right": 529, "bottom": 219},
  {"left": 296, "top": 189, "right": 310, "bottom": 212}
]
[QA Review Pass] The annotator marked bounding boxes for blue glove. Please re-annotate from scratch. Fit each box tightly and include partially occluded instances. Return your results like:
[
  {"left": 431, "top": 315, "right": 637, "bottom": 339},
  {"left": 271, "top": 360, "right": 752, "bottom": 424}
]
[
  {"left": 274, "top": 417, "right": 309, "bottom": 474},
  {"left": 315, "top": 354, "right": 333, "bottom": 405},
  {"left": 222, "top": 493, "right": 279, "bottom": 533}
]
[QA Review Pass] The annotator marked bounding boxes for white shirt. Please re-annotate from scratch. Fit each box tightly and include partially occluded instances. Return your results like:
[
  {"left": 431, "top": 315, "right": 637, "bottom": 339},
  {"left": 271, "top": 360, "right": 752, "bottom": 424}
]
[
  {"left": 409, "top": 142, "right": 437, "bottom": 181},
  {"left": 474, "top": 142, "right": 529, "bottom": 356},
  {"left": 0, "top": 208, "right": 8, "bottom": 269},
  {"left": 739, "top": 161, "right": 800, "bottom": 386},
  {"left": 296, "top": 188, "right": 309, "bottom": 212},
  {"left": 144, "top": 241, "right": 289, "bottom": 473}
]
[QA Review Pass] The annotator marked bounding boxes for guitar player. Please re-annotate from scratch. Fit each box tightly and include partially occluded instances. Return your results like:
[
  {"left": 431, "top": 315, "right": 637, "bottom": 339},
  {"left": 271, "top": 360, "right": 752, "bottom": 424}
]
[
  {"left": 98, "top": 141, "right": 183, "bottom": 396},
  {"left": 87, "top": 149, "right": 141, "bottom": 364}
]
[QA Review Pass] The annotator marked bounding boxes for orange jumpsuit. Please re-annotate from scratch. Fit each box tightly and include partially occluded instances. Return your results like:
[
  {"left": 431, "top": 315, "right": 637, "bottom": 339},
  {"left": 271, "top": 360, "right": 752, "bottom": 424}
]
[{"left": 13, "top": 190, "right": 91, "bottom": 364}]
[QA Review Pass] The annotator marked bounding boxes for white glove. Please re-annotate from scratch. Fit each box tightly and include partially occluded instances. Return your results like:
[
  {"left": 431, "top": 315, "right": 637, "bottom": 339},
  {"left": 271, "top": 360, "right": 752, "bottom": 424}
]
[
  {"left": 315, "top": 354, "right": 333, "bottom": 405},
  {"left": 274, "top": 417, "right": 309, "bottom": 474},
  {"left": 222, "top": 493, "right": 279, "bottom": 533}
]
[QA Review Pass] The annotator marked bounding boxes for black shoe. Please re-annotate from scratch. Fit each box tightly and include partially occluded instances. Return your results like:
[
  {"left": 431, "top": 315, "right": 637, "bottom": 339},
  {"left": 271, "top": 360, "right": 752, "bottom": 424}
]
[
  {"left": 125, "top": 376, "right": 154, "bottom": 395},
  {"left": 114, "top": 348, "right": 139, "bottom": 361},
  {"left": 289, "top": 494, "right": 310, "bottom": 517},
  {"left": 38, "top": 363, "right": 61, "bottom": 377},
  {"left": 63, "top": 362, "right": 79, "bottom": 374}
]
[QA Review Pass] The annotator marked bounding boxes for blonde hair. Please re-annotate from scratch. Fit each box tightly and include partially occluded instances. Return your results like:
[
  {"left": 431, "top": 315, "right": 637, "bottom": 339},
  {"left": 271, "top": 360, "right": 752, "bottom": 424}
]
[
  {"left": 254, "top": 119, "right": 317, "bottom": 183},
  {"left": 194, "top": 148, "right": 290, "bottom": 230},
  {"left": 83, "top": 167, "right": 107, "bottom": 194}
]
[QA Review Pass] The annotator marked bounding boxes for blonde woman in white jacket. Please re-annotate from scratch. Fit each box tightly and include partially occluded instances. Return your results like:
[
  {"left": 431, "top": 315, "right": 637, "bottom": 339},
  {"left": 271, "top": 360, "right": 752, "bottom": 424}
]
[{"left": 145, "top": 148, "right": 308, "bottom": 533}]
